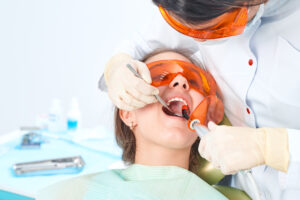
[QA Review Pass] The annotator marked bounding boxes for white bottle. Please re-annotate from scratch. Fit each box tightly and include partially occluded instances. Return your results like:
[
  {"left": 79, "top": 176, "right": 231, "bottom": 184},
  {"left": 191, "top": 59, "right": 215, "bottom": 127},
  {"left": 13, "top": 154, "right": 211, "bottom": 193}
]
[
  {"left": 48, "top": 98, "right": 65, "bottom": 133},
  {"left": 35, "top": 114, "right": 49, "bottom": 131},
  {"left": 67, "top": 98, "right": 81, "bottom": 131}
]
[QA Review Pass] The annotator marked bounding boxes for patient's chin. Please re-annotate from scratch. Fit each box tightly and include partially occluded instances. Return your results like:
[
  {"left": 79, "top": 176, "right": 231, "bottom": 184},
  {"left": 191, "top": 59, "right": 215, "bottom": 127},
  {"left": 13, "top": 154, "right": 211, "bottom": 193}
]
[{"left": 159, "top": 127, "right": 197, "bottom": 149}]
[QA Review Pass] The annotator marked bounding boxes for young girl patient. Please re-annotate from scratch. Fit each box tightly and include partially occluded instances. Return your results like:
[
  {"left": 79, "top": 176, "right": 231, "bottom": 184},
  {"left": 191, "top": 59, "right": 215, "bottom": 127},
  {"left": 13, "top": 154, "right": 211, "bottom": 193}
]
[{"left": 82, "top": 51, "right": 228, "bottom": 200}]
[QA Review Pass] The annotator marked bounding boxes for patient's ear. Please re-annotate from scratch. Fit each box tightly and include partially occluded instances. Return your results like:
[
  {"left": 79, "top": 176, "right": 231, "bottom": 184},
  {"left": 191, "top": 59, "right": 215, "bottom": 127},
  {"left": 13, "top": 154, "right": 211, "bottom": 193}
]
[{"left": 119, "top": 110, "right": 136, "bottom": 126}]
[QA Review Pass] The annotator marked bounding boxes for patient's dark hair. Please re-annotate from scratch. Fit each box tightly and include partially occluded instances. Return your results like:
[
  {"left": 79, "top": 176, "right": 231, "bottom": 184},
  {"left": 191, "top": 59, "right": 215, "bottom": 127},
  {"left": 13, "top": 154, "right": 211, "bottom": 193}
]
[
  {"left": 152, "top": 0, "right": 268, "bottom": 25},
  {"left": 114, "top": 49, "right": 201, "bottom": 174},
  {"left": 114, "top": 108, "right": 201, "bottom": 173}
]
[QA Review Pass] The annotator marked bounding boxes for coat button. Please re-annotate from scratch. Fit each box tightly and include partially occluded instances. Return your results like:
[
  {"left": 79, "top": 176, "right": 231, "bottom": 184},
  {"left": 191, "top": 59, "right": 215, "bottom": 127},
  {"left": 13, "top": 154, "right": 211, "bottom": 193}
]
[
  {"left": 246, "top": 108, "right": 251, "bottom": 114},
  {"left": 248, "top": 59, "right": 253, "bottom": 66}
]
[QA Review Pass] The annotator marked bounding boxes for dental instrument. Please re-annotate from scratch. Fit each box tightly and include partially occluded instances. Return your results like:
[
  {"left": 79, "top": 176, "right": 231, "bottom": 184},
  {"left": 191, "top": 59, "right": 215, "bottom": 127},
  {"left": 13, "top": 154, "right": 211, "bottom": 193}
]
[
  {"left": 126, "top": 64, "right": 179, "bottom": 116},
  {"left": 182, "top": 105, "right": 208, "bottom": 137},
  {"left": 13, "top": 156, "right": 85, "bottom": 176},
  {"left": 19, "top": 132, "right": 42, "bottom": 149}
]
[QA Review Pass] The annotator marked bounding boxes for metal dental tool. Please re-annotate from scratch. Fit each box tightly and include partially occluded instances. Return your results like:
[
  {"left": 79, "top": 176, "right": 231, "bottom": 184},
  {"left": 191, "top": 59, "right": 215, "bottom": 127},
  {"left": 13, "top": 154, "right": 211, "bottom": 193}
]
[
  {"left": 13, "top": 156, "right": 85, "bottom": 176},
  {"left": 19, "top": 132, "right": 43, "bottom": 149},
  {"left": 126, "top": 64, "right": 180, "bottom": 116}
]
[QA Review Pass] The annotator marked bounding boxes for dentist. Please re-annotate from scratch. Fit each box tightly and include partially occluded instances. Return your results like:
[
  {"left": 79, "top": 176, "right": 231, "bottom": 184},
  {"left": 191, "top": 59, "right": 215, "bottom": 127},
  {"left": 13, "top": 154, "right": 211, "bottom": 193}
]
[{"left": 101, "top": 0, "right": 300, "bottom": 199}]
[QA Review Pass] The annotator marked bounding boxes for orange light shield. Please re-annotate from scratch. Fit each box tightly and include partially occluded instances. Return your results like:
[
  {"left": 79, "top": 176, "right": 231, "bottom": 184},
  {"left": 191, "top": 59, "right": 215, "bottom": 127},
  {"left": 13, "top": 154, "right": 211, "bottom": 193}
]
[
  {"left": 159, "top": 6, "right": 248, "bottom": 39},
  {"left": 147, "top": 60, "right": 224, "bottom": 128},
  {"left": 187, "top": 95, "right": 224, "bottom": 129}
]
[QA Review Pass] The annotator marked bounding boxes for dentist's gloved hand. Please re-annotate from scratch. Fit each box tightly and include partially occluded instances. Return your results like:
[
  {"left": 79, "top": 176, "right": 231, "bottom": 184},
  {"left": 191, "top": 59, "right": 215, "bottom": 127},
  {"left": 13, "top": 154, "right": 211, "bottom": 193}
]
[
  {"left": 104, "top": 53, "right": 159, "bottom": 111},
  {"left": 198, "top": 122, "right": 289, "bottom": 175}
]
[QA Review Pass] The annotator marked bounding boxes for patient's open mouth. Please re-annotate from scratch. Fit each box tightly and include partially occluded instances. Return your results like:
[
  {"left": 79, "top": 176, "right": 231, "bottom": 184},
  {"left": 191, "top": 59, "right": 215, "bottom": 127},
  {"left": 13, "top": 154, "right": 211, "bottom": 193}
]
[{"left": 162, "top": 97, "right": 190, "bottom": 118}]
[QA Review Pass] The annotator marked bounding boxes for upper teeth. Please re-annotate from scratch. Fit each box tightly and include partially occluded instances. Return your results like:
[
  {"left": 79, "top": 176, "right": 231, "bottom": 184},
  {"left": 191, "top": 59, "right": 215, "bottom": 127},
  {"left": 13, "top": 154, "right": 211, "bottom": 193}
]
[{"left": 167, "top": 97, "right": 187, "bottom": 106}]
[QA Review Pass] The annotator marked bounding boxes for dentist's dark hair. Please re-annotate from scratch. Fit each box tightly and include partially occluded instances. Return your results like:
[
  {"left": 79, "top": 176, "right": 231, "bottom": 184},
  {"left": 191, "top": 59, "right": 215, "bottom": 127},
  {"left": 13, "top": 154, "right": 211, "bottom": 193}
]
[{"left": 152, "top": 0, "right": 268, "bottom": 25}]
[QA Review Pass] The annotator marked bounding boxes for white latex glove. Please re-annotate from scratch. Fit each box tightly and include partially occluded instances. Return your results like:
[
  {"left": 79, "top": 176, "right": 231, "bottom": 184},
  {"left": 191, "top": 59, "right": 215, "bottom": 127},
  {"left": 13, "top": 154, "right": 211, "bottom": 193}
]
[
  {"left": 104, "top": 53, "right": 159, "bottom": 111},
  {"left": 198, "top": 122, "right": 289, "bottom": 175}
]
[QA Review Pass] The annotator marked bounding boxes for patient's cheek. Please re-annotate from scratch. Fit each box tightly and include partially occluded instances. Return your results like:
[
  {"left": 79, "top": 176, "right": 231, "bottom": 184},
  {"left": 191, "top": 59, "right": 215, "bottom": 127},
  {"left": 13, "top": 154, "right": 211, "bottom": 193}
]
[
  {"left": 138, "top": 102, "right": 157, "bottom": 112},
  {"left": 190, "top": 90, "right": 205, "bottom": 110},
  {"left": 134, "top": 103, "right": 160, "bottom": 124}
]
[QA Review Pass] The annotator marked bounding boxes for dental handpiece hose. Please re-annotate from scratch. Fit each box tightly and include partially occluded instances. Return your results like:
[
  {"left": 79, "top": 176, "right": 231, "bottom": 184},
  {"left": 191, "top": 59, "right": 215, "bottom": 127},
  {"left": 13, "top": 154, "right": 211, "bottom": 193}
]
[{"left": 182, "top": 109, "right": 261, "bottom": 200}]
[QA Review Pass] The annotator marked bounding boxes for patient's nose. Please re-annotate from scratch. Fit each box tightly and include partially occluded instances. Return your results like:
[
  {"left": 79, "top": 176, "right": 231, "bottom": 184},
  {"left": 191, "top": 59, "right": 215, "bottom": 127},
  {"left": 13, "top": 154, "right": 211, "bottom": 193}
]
[{"left": 169, "top": 74, "right": 189, "bottom": 90}]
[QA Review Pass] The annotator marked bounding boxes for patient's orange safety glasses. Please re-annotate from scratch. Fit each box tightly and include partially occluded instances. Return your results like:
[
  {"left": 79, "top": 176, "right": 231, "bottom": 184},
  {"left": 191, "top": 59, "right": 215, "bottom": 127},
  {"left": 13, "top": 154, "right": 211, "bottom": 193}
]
[
  {"left": 159, "top": 6, "right": 248, "bottom": 39},
  {"left": 147, "top": 60, "right": 224, "bottom": 127},
  {"left": 146, "top": 60, "right": 217, "bottom": 97}
]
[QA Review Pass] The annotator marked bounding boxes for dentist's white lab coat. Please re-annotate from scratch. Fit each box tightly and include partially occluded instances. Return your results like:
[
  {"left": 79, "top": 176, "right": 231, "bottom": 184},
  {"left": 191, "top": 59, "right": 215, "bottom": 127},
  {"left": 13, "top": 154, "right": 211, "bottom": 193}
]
[{"left": 112, "top": 0, "right": 300, "bottom": 199}]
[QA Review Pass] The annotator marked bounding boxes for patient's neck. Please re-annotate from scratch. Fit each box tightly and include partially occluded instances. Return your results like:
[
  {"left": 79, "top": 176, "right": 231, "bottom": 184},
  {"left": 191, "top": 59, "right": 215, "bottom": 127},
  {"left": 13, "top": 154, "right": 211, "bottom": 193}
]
[{"left": 134, "top": 137, "right": 191, "bottom": 170}]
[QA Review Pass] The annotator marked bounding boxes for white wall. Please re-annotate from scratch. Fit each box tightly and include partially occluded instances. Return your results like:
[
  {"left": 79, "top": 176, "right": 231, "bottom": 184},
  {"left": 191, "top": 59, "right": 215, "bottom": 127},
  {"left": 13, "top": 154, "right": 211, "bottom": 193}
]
[{"left": 0, "top": 0, "right": 156, "bottom": 135}]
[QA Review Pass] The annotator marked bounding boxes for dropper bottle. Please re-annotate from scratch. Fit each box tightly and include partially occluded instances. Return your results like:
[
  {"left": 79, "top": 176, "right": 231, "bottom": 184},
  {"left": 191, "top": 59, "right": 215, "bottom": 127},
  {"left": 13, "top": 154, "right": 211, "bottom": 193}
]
[{"left": 67, "top": 98, "right": 81, "bottom": 131}]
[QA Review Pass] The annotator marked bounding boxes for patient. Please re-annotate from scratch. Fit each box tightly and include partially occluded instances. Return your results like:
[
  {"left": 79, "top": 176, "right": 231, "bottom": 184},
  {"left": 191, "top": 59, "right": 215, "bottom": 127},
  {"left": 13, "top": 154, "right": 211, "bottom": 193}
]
[
  {"left": 82, "top": 51, "right": 228, "bottom": 200},
  {"left": 36, "top": 51, "right": 248, "bottom": 200}
]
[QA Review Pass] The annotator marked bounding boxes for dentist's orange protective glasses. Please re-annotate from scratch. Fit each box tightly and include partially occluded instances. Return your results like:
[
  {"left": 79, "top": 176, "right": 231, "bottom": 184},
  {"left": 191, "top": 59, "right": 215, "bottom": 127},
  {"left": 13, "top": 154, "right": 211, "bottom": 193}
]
[
  {"left": 159, "top": 6, "right": 248, "bottom": 39},
  {"left": 146, "top": 60, "right": 224, "bottom": 127}
]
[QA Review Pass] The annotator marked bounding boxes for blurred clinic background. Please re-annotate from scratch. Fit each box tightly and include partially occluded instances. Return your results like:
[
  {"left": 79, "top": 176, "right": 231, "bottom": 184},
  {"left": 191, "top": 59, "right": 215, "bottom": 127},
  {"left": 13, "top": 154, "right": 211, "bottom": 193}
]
[{"left": 0, "top": 0, "right": 156, "bottom": 135}]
